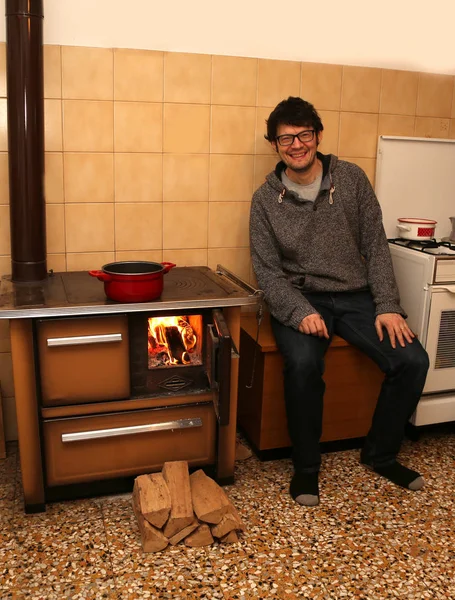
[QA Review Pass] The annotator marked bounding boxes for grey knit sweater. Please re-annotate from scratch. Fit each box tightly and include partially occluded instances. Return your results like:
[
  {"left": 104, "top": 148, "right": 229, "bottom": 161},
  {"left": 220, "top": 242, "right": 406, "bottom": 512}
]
[{"left": 249, "top": 153, "right": 405, "bottom": 330}]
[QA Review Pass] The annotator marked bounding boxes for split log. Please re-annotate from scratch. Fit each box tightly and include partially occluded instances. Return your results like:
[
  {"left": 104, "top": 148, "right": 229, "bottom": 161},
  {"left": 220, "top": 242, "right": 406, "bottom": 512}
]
[
  {"left": 189, "top": 469, "right": 230, "bottom": 524},
  {"left": 210, "top": 513, "right": 239, "bottom": 538},
  {"left": 168, "top": 520, "right": 199, "bottom": 546},
  {"left": 162, "top": 461, "right": 194, "bottom": 538},
  {"left": 225, "top": 502, "right": 245, "bottom": 531},
  {"left": 184, "top": 523, "right": 214, "bottom": 547},
  {"left": 132, "top": 491, "right": 168, "bottom": 553},
  {"left": 133, "top": 473, "right": 171, "bottom": 529},
  {"left": 221, "top": 530, "right": 239, "bottom": 544}
]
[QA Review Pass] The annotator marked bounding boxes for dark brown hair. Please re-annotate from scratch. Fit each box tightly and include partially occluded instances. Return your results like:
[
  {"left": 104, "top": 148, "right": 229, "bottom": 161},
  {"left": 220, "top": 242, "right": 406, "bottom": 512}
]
[{"left": 265, "top": 96, "right": 324, "bottom": 141}]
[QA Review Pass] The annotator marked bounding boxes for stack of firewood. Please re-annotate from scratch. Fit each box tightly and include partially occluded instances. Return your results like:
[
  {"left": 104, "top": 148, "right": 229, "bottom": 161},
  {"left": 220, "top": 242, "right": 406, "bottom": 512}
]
[{"left": 132, "top": 460, "right": 245, "bottom": 552}]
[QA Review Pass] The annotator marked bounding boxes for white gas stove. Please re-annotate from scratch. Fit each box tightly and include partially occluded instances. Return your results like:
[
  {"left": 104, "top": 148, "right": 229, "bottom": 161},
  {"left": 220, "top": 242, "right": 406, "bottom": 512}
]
[{"left": 388, "top": 239, "right": 455, "bottom": 426}]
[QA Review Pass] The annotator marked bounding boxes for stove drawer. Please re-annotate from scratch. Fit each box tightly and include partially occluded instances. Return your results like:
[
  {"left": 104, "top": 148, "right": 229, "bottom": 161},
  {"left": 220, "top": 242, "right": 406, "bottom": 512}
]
[
  {"left": 37, "top": 315, "right": 130, "bottom": 406},
  {"left": 43, "top": 403, "right": 216, "bottom": 486}
]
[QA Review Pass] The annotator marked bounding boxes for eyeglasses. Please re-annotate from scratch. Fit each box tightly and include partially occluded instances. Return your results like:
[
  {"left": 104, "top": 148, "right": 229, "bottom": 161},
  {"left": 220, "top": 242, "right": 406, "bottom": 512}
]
[{"left": 276, "top": 130, "right": 315, "bottom": 146}]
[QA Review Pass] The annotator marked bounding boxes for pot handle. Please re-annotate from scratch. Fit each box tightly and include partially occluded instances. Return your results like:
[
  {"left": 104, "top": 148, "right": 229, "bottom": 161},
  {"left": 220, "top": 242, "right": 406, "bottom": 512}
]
[
  {"left": 88, "top": 270, "right": 112, "bottom": 282},
  {"left": 397, "top": 224, "right": 411, "bottom": 232},
  {"left": 161, "top": 262, "right": 176, "bottom": 274}
]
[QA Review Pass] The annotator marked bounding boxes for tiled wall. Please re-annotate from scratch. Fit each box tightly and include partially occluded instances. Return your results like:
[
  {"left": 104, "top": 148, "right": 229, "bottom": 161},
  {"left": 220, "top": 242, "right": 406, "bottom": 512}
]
[{"left": 0, "top": 44, "right": 455, "bottom": 439}]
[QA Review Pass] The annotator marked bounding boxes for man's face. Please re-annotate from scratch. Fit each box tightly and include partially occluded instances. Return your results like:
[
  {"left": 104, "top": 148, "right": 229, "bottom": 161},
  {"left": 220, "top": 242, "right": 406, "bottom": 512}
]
[{"left": 271, "top": 124, "right": 322, "bottom": 174}]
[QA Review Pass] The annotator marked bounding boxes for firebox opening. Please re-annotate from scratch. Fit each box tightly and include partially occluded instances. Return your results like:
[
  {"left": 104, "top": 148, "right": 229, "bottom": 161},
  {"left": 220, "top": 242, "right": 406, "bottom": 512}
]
[{"left": 147, "top": 314, "right": 203, "bottom": 369}]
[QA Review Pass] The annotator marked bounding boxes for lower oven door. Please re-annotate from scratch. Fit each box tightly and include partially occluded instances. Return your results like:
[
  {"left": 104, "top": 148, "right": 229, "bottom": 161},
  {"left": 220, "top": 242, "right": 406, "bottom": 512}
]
[
  {"left": 206, "top": 309, "right": 232, "bottom": 426},
  {"left": 43, "top": 403, "right": 216, "bottom": 486},
  {"left": 424, "top": 285, "right": 455, "bottom": 393}
]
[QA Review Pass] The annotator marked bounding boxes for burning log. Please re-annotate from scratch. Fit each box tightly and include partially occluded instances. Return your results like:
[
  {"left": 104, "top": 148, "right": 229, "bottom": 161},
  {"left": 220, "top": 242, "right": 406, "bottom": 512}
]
[{"left": 132, "top": 461, "right": 245, "bottom": 552}]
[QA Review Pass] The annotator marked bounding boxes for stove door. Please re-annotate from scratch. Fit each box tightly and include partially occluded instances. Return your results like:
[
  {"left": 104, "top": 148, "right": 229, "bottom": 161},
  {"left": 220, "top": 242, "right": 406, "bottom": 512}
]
[
  {"left": 206, "top": 309, "right": 232, "bottom": 426},
  {"left": 424, "top": 286, "right": 455, "bottom": 394}
]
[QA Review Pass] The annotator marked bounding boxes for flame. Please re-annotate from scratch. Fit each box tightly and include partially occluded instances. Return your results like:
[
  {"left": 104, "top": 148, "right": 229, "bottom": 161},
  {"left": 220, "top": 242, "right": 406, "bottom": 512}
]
[{"left": 148, "top": 316, "right": 197, "bottom": 366}]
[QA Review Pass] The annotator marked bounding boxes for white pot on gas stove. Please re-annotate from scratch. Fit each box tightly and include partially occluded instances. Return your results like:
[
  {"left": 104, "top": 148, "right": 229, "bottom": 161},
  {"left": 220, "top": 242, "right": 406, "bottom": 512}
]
[{"left": 396, "top": 218, "right": 437, "bottom": 241}]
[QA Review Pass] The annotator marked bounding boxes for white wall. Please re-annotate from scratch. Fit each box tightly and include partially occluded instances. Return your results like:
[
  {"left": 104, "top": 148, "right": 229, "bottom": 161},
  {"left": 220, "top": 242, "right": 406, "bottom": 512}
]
[{"left": 0, "top": 0, "right": 454, "bottom": 74}]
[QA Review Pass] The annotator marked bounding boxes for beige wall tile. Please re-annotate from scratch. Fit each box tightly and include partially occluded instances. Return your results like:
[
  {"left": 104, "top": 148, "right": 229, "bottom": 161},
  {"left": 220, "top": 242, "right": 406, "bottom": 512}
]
[
  {"left": 254, "top": 155, "right": 277, "bottom": 191},
  {"left": 45, "top": 153, "right": 64, "bottom": 204},
  {"left": 339, "top": 112, "right": 378, "bottom": 158},
  {"left": 0, "top": 205, "right": 10, "bottom": 254},
  {"left": 115, "top": 203, "right": 163, "bottom": 251},
  {"left": 46, "top": 204, "right": 65, "bottom": 253},
  {"left": 0, "top": 352, "right": 14, "bottom": 397},
  {"left": 208, "top": 248, "right": 251, "bottom": 282},
  {"left": 0, "top": 153, "right": 9, "bottom": 204},
  {"left": 212, "top": 56, "right": 257, "bottom": 106},
  {"left": 163, "top": 202, "right": 208, "bottom": 249},
  {"left": 1, "top": 395, "right": 17, "bottom": 442},
  {"left": 62, "top": 46, "right": 113, "bottom": 100},
  {"left": 67, "top": 252, "right": 115, "bottom": 271},
  {"left": 416, "top": 73, "right": 454, "bottom": 118},
  {"left": 339, "top": 157, "right": 376, "bottom": 187},
  {"left": 414, "top": 117, "right": 450, "bottom": 138},
  {"left": 115, "top": 250, "right": 163, "bottom": 263},
  {"left": 301, "top": 62, "right": 342, "bottom": 111},
  {"left": 45, "top": 99, "right": 63, "bottom": 151},
  {"left": 341, "top": 66, "right": 381, "bottom": 113},
  {"left": 0, "top": 256, "right": 10, "bottom": 277},
  {"left": 211, "top": 106, "right": 256, "bottom": 154},
  {"left": 380, "top": 69, "right": 418, "bottom": 115},
  {"left": 378, "top": 115, "right": 415, "bottom": 137},
  {"left": 44, "top": 45, "right": 62, "bottom": 99},
  {"left": 0, "top": 99, "right": 6, "bottom": 152},
  {"left": 0, "top": 43, "right": 5, "bottom": 98},
  {"left": 162, "top": 248, "right": 207, "bottom": 266},
  {"left": 163, "top": 155, "right": 209, "bottom": 202},
  {"left": 164, "top": 104, "right": 210, "bottom": 153},
  {"left": 164, "top": 52, "right": 211, "bottom": 104},
  {"left": 65, "top": 203, "right": 114, "bottom": 252},
  {"left": 257, "top": 59, "right": 301, "bottom": 108},
  {"left": 449, "top": 119, "right": 455, "bottom": 139},
  {"left": 63, "top": 100, "right": 113, "bottom": 152},
  {"left": 47, "top": 253, "right": 67, "bottom": 272},
  {"left": 64, "top": 154, "right": 114, "bottom": 203},
  {"left": 209, "top": 155, "right": 254, "bottom": 202},
  {"left": 0, "top": 319, "right": 10, "bottom": 352},
  {"left": 255, "top": 106, "right": 276, "bottom": 155},
  {"left": 208, "top": 202, "right": 250, "bottom": 248},
  {"left": 318, "top": 110, "right": 340, "bottom": 155},
  {"left": 114, "top": 102, "right": 162, "bottom": 153},
  {"left": 114, "top": 49, "right": 163, "bottom": 102},
  {"left": 115, "top": 154, "right": 163, "bottom": 203}
]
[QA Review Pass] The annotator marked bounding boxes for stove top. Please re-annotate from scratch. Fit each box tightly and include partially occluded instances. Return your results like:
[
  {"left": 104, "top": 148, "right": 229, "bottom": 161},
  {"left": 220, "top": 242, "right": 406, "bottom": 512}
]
[
  {"left": 0, "top": 266, "right": 257, "bottom": 319},
  {"left": 388, "top": 238, "right": 455, "bottom": 255}
]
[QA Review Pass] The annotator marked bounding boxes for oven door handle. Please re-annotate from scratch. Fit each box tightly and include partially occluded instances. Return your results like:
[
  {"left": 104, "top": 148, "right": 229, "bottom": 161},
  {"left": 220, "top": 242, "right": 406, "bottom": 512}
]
[
  {"left": 61, "top": 417, "right": 203, "bottom": 442},
  {"left": 47, "top": 333, "right": 123, "bottom": 347},
  {"left": 435, "top": 285, "right": 455, "bottom": 294}
]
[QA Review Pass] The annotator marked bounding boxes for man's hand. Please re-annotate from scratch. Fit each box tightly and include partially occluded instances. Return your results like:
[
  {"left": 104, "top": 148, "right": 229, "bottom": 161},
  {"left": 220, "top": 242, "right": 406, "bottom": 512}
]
[
  {"left": 375, "top": 313, "right": 414, "bottom": 349},
  {"left": 299, "top": 314, "right": 329, "bottom": 338}
]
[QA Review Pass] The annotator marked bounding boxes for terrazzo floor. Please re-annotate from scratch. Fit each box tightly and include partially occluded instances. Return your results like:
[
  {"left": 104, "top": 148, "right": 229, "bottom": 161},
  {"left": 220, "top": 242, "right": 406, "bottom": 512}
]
[{"left": 1, "top": 425, "right": 454, "bottom": 599}]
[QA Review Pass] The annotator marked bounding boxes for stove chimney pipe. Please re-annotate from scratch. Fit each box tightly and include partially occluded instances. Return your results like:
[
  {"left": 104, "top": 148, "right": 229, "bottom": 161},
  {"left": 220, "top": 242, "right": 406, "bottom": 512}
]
[{"left": 6, "top": 0, "right": 47, "bottom": 282}]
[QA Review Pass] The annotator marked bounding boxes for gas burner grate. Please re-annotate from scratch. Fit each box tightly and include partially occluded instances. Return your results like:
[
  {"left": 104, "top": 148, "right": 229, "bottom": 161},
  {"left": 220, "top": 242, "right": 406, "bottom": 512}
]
[{"left": 388, "top": 238, "right": 440, "bottom": 251}]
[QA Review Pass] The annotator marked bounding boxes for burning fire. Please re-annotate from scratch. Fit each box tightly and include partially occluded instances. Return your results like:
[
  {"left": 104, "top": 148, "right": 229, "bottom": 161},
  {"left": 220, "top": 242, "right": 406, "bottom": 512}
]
[{"left": 148, "top": 316, "right": 200, "bottom": 367}]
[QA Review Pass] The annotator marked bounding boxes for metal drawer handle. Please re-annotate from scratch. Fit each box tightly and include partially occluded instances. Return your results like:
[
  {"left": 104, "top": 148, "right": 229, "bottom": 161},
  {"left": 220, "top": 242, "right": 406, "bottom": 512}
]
[
  {"left": 47, "top": 333, "right": 123, "bottom": 347},
  {"left": 61, "top": 417, "right": 203, "bottom": 442}
]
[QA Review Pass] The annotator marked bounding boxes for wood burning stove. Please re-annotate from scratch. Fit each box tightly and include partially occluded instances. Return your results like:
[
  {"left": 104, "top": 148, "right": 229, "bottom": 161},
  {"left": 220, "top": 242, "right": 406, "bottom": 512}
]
[{"left": 0, "top": 266, "right": 257, "bottom": 513}]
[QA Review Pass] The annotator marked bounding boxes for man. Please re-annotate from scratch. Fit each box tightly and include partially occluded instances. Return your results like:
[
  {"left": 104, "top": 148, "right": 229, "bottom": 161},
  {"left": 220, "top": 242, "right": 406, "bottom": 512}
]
[{"left": 249, "top": 97, "right": 429, "bottom": 507}]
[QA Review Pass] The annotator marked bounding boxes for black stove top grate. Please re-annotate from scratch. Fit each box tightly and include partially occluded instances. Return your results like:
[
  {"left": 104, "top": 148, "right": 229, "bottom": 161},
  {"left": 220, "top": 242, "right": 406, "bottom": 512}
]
[{"left": 388, "top": 238, "right": 455, "bottom": 252}]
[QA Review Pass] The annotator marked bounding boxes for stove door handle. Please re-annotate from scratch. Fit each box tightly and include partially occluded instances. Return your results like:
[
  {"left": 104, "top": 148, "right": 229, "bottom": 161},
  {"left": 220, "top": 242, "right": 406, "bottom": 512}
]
[
  {"left": 47, "top": 333, "right": 123, "bottom": 347},
  {"left": 61, "top": 418, "right": 203, "bottom": 442}
]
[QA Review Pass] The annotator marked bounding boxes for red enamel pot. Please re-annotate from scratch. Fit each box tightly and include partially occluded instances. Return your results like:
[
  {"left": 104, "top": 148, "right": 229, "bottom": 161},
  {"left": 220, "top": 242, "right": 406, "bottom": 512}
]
[{"left": 89, "top": 261, "right": 176, "bottom": 302}]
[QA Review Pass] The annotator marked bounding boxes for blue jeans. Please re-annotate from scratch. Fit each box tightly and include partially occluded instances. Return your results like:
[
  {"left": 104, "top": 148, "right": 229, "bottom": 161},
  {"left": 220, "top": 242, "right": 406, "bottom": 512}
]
[{"left": 271, "top": 290, "right": 430, "bottom": 473}]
